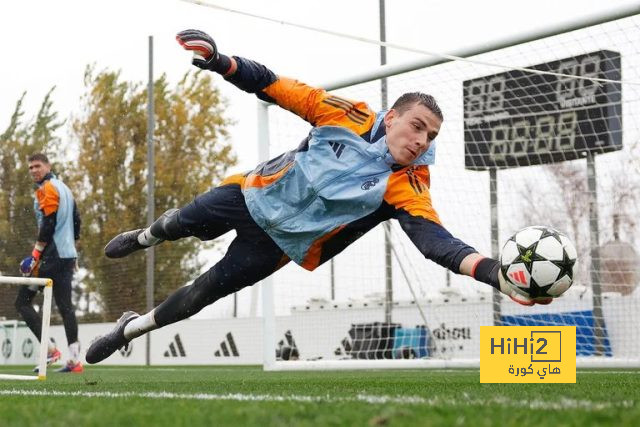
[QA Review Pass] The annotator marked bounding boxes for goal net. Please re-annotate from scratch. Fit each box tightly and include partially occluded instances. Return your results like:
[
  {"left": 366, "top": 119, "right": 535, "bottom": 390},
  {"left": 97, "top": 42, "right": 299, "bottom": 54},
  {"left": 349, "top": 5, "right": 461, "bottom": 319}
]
[{"left": 260, "top": 14, "right": 640, "bottom": 369}]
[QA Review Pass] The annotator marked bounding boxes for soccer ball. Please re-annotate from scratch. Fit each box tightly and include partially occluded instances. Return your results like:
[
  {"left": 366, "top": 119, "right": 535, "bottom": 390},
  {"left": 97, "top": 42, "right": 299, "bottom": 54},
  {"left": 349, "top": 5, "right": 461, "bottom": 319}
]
[{"left": 500, "top": 226, "right": 577, "bottom": 299}]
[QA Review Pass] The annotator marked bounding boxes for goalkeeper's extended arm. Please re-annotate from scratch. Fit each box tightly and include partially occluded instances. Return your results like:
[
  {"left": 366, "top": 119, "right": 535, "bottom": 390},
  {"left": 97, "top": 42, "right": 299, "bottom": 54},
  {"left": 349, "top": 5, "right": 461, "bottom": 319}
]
[
  {"left": 176, "top": 29, "right": 280, "bottom": 103},
  {"left": 397, "top": 210, "right": 551, "bottom": 306},
  {"left": 175, "top": 28, "right": 371, "bottom": 129}
]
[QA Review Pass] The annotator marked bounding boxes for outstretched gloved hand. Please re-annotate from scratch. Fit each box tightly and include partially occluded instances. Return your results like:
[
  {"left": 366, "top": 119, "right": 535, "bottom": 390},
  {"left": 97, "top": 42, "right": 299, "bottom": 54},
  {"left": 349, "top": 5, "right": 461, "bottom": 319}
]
[
  {"left": 497, "top": 269, "right": 553, "bottom": 306},
  {"left": 176, "top": 29, "right": 231, "bottom": 74}
]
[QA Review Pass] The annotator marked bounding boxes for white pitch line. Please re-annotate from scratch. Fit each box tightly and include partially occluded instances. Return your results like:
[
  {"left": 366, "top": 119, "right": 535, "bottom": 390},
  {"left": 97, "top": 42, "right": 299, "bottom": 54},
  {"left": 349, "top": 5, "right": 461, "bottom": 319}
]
[
  {"left": 0, "top": 389, "right": 633, "bottom": 411},
  {"left": 53, "top": 368, "right": 640, "bottom": 374}
]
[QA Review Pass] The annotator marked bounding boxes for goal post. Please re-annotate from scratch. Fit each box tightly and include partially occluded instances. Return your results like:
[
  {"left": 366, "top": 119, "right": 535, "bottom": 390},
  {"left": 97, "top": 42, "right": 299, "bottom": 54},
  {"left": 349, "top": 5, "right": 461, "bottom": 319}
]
[
  {"left": 259, "top": 10, "right": 640, "bottom": 370},
  {"left": 0, "top": 276, "right": 53, "bottom": 380}
]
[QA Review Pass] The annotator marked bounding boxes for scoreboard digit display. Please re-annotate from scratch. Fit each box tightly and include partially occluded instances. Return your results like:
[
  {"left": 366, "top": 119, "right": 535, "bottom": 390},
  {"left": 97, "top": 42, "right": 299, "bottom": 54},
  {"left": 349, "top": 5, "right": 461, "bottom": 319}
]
[{"left": 463, "top": 50, "right": 622, "bottom": 170}]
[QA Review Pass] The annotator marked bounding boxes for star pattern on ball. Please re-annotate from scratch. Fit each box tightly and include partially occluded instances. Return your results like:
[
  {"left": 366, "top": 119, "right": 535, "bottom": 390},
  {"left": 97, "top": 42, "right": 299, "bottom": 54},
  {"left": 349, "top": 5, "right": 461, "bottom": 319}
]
[
  {"left": 513, "top": 239, "right": 547, "bottom": 277},
  {"left": 551, "top": 246, "right": 576, "bottom": 281},
  {"left": 537, "top": 227, "right": 563, "bottom": 245}
]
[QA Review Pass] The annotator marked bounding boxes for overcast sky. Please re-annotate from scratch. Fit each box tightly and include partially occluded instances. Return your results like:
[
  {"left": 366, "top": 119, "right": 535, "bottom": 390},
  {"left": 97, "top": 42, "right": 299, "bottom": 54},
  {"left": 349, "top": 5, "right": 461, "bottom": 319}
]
[{"left": 2, "top": 0, "right": 639, "bottom": 173}]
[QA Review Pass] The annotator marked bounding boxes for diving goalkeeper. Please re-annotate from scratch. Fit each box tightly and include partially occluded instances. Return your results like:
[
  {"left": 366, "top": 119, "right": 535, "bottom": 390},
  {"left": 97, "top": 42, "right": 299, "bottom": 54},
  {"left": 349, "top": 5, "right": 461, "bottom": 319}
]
[{"left": 86, "top": 29, "right": 551, "bottom": 364}]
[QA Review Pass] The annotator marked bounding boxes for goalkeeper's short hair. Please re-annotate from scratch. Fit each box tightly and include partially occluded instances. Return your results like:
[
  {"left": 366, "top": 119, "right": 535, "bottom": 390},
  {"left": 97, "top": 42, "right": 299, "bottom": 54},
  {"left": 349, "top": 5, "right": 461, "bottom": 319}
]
[
  {"left": 28, "top": 153, "right": 50, "bottom": 164},
  {"left": 392, "top": 92, "right": 443, "bottom": 121}
]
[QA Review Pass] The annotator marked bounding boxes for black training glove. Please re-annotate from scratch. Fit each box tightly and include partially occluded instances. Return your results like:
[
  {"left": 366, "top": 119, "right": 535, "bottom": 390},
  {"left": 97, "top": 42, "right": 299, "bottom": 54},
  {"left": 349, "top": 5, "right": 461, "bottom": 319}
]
[
  {"left": 474, "top": 257, "right": 553, "bottom": 306},
  {"left": 176, "top": 29, "right": 231, "bottom": 74}
]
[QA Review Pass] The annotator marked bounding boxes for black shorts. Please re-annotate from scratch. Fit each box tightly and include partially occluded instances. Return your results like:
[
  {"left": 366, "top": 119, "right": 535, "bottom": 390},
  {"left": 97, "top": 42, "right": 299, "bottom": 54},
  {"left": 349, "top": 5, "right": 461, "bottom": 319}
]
[{"left": 177, "top": 183, "right": 273, "bottom": 244}]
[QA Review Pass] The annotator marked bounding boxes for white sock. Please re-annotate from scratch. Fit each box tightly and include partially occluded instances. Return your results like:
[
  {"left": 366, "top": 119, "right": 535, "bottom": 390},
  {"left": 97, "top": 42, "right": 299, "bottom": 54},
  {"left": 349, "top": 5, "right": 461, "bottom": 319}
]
[
  {"left": 68, "top": 341, "right": 81, "bottom": 363},
  {"left": 124, "top": 310, "right": 158, "bottom": 340},
  {"left": 137, "top": 228, "right": 163, "bottom": 246}
]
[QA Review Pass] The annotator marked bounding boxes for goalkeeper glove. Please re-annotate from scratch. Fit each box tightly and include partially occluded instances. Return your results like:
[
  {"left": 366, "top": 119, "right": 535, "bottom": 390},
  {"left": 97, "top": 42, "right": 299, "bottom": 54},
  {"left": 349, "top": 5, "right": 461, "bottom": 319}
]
[
  {"left": 176, "top": 29, "right": 232, "bottom": 74},
  {"left": 19, "top": 246, "right": 43, "bottom": 277},
  {"left": 474, "top": 257, "right": 552, "bottom": 306},
  {"left": 496, "top": 268, "right": 553, "bottom": 306}
]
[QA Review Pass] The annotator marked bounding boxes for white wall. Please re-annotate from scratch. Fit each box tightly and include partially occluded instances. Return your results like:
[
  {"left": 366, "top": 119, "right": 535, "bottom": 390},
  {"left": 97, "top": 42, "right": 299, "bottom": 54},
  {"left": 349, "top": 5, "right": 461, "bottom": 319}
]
[{"left": 1, "top": 292, "right": 637, "bottom": 366}]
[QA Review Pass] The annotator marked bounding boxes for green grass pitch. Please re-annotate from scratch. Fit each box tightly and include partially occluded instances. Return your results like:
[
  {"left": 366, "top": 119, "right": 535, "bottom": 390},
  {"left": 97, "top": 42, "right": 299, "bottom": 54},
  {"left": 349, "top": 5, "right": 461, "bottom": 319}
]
[{"left": 0, "top": 366, "right": 638, "bottom": 426}]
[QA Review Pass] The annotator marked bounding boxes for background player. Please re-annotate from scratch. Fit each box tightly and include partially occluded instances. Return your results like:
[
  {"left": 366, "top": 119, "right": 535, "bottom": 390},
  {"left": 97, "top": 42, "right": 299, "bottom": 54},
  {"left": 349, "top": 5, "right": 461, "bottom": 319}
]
[{"left": 17, "top": 153, "right": 83, "bottom": 373}]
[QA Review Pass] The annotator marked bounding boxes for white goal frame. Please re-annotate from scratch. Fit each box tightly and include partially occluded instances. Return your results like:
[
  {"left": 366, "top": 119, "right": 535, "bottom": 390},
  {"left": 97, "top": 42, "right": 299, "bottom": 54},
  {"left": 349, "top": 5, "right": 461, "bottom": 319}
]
[
  {"left": 258, "top": 6, "right": 640, "bottom": 371},
  {"left": 0, "top": 276, "right": 53, "bottom": 380}
]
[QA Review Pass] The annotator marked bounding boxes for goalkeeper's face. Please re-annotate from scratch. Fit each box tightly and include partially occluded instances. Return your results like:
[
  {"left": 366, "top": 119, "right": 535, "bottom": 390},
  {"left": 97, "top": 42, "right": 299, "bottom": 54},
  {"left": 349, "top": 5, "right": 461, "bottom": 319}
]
[
  {"left": 28, "top": 160, "right": 51, "bottom": 183},
  {"left": 384, "top": 103, "right": 441, "bottom": 166}
]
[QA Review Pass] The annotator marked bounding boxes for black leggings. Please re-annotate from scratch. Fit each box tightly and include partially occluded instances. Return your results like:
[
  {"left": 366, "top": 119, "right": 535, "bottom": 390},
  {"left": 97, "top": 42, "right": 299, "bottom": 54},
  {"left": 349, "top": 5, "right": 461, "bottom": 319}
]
[
  {"left": 153, "top": 184, "right": 289, "bottom": 327},
  {"left": 15, "top": 258, "right": 78, "bottom": 345}
]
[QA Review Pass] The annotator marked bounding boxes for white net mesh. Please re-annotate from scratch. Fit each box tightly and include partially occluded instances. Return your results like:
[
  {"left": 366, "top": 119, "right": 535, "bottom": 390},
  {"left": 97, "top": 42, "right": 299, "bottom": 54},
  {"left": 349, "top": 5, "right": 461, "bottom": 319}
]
[{"left": 262, "top": 16, "right": 640, "bottom": 365}]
